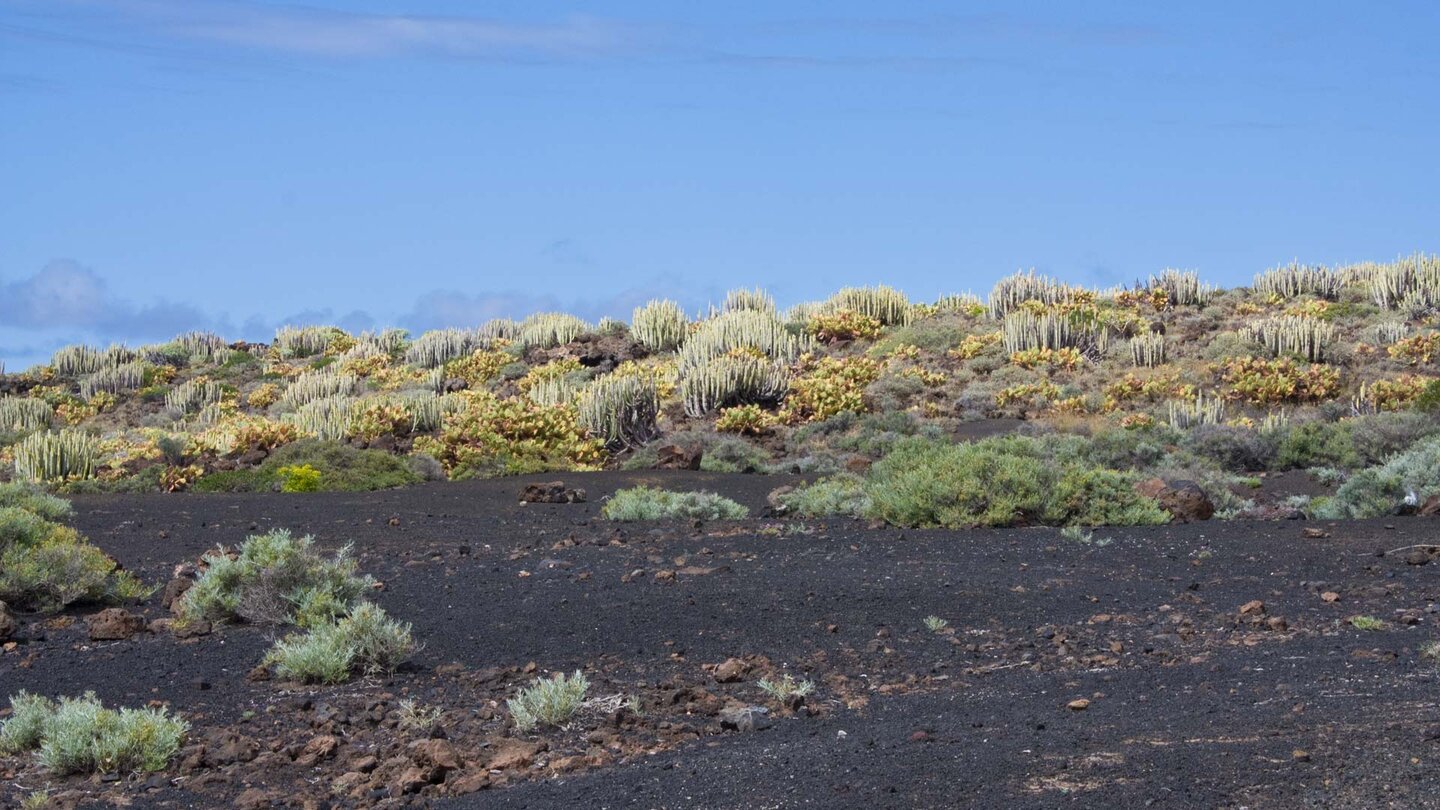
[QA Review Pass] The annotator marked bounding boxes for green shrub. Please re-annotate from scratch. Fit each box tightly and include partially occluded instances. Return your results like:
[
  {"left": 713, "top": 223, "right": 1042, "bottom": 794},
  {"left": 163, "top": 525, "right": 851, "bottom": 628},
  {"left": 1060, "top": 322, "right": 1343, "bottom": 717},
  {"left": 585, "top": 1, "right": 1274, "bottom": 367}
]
[
  {"left": 0, "top": 692, "right": 186, "bottom": 775},
  {"left": 507, "top": 671, "right": 589, "bottom": 731},
  {"left": 0, "top": 506, "right": 56, "bottom": 554},
  {"left": 1415, "top": 379, "right": 1440, "bottom": 413},
  {"left": 0, "top": 530, "right": 148, "bottom": 613},
  {"left": 698, "top": 437, "right": 770, "bottom": 473},
  {"left": 774, "top": 473, "right": 870, "bottom": 517},
  {"left": 863, "top": 436, "right": 1168, "bottom": 528},
  {"left": 602, "top": 487, "right": 749, "bottom": 521},
  {"left": 178, "top": 529, "right": 372, "bottom": 626},
  {"left": 1315, "top": 435, "right": 1440, "bottom": 519},
  {"left": 264, "top": 603, "right": 415, "bottom": 684},
  {"left": 1181, "top": 425, "right": 1277, "bottom": 472},
  {"left": 277, "top": 464, "right": 322, "bottom": 493},
  {"left": 1274, "top": 421, "right": 1358, "bottom": 471},
  {"left": 1349, "top": 411, "right": 1440, "bottom": 466},
  {"left": 0, "top": 483, "right": 73, "bottom": 522},
  {"left": 193, "top": 441, "right": 421, "bottom": 493}
]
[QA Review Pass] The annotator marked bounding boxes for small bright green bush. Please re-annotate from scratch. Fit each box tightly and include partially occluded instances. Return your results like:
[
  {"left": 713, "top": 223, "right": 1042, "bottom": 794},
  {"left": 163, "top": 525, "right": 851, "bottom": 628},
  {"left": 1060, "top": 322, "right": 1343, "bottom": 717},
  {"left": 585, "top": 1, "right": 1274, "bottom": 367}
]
[
  {"left": 264, "top": 602, "right": 415, "bottom": 684},
  {"left": 602, "top": 487, "right": 749, "bottom": 521},
  {"left": 178, "top": 529, "right": 373, "bottom": 626},
  {"left": 0, "top": 692, "right": 187, "bottom": 775},
  {"left": 277, "top": 464, "right": 322, "bottom": 493},
  {"left": 698, "top": 437, "right": 770, "bottom": 473},
  {"left": 863, "top": 436, "right": 1169, "bottom": 528},
  {"left": 507, "top": 671, "right": 589, "bottom": 731}
]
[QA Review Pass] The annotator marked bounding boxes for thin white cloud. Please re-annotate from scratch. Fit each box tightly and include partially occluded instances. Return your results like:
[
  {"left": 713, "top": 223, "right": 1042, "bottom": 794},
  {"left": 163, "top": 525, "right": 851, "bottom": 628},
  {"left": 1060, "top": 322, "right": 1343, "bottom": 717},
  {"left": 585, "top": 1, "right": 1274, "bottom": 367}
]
[{"left": 172, "top": 10, "right": 627, "bottom": 59}]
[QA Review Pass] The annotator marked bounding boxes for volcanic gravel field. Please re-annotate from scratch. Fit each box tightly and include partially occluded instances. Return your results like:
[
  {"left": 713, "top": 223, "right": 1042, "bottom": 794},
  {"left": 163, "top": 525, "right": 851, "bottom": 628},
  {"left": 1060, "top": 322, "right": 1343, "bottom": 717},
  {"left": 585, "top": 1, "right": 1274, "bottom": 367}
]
[{"left": 3, "top": 471, "right": 1440, "bottom": 809}]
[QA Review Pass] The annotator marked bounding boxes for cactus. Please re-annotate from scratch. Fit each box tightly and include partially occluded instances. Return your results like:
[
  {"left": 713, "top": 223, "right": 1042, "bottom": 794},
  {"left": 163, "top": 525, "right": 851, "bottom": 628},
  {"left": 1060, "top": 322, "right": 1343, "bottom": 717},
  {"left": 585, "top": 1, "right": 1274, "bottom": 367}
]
[
  {"left": 79, "top": 361, "right": 148, "bottom": 399},
  {"left": 679, "top": 310, "right": 814, "bottom": 369},
  {"left": 527, "top": 376, "right": 584, "bottom": 408},
  {"left": 1253, "top": 262, "right": 1342, "bottom": 300},
  {"left": 1366, "top": 252, "right": 1440, "bottom": 310},
  {"left": 177, "top": 331, "right": 230, "bottom": 361},
  {"left": 1129, "top": 333, "right": 1166, "bottom": 368},
  {"left": 722, "top": 288, "right": 777, "bottom": 315},
  {"left": 1167, "top": 391, "right": 1225, "bottom": 429},
  {"left": 988, "top": 271, "right": 1089, "bottom": 319},
  {"left": 50, "top": 345, "right": 106, "bottom": 377},
  {"left": 1148, "top": 269, "right": 1213, "bottom": 306},
  {"left": 0, "top": 397, "right": 53, "bottom": 431},
  {"left": 576, "top": 374, "right": 660, "bottom": 449},
  {"left": 284, "top": 396, "right": 356, "bottom": 441},
  {"left": 935, "top": 292, "right": 984, "bottom": 313},
  {"left": 1001, "top": 310, "right": 1107, "bottom": 355},
  {"left": 274, "top": 326, "right": 343, "bottom": 359},
  {"left": 818, "top": 286, "right": 912, "bottom": 326},
  {"left": 280, "top": 369, "right": 360, "bottom": 409},
  {"left": 516, "top": 313, "right": 590, "bottom": 349},
  {"left": 406, "top": 329, "right": 473, "bottom": 368},
  {"left": 1243, "top": 315, "right": 1335, "bottom": 362},
  {"left": 165, "top": 378, "right": 225, "bottom": 415},
  {"left": 13, "top": 429, "right": 100, "bottom": 482},
  {"left": 680, "top": 354, "right": 790, "bottom": 416},
  {"left": 631, "top": 299, "right": 689, "bottom": 353},
  {"left": 1372, "top": 321, "right": 1410, "bottom": 346}
]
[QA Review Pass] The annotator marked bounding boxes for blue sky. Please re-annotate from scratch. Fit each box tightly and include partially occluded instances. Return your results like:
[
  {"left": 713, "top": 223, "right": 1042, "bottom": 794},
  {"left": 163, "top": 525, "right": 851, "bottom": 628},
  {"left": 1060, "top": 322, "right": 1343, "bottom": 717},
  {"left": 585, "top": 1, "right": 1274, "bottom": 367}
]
[{"left": 2, "top": 1, "right": 1438, "bottom": 369}]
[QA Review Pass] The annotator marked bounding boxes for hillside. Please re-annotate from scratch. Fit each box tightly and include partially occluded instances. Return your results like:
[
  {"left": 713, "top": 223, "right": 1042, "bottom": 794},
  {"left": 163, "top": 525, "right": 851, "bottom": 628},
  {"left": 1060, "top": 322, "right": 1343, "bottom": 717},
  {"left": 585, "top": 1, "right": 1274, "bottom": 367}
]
[{"left": 5, "top": 255, "right": 1440, "bottom": 525}]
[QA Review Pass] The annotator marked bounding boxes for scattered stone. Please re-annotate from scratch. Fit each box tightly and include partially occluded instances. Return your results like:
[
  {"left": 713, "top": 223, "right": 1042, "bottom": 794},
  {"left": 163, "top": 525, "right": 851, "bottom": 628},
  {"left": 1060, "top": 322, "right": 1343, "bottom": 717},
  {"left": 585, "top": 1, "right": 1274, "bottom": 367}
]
[
  {"left": 1134, "top": 478, "right": 1215, "bottom": 522},
  {"left": 1420, "top": 495, "right": 1440, "bottom": 517},
  {"left": 719, "top": 705, "right": 772, "bottom": 732},
  {"left": 1321, "top": 591, "right": 1341, "bottom": 603},
  {"left": 233, "top": 788, "right": 278, "bottom": 810},
  {"left": 86, "top": 608, "right": 146, "bottom": 641},
  {"left": 1067, "top": 699, "right": 1091, "bottom": 711},
  {"left": 1265, "top": 616, "right": 1289, "bottom": 632},
  {"left": 519, "top": 481, "right": 587, "bottom": 504},
  {"left": 409, "top": 738, "right": 461, "bottom": 772},
  {"left": 486, "top": 739, "right": 542, "bottom": 771},
  {"left": 1403, "top": 549, "right": 1432, "bottom": 566},
  {"left": 713, "top": 657, "right": 750, "bottom": 683},
  {"left": 1302, "top": 527, "right": 1330, "bottom": 539},
  {"left": 296, "top": 734, "right": 340, "bottom": 767},
  {"left": 654, "top": 444, "right": 701, "bottom": 470},
  {"left": 1292, "top": 749, "right": 1311, "bottom": 762},
  {"left": 1239, "top": 600, "right": 1266, "bottom": 616},
  {"left": 0, "top": 600, "right": 15, "bottom": 642}
]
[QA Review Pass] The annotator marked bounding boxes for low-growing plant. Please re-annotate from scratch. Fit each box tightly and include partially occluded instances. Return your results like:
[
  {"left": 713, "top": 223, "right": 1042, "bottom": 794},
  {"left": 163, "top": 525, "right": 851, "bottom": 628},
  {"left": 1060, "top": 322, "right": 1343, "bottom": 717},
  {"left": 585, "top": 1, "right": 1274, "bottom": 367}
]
[
  {"left": 0, "top": 691, "right": 187, "bottom": 775},
  {"left": 757, "top": 673, "right": 815, "bottom": 702},
  {"left": 413, "top": 391, "right": 604, "bottom": 479},
  {"left": 178, "top": 529, "right": 373, "bottom": 626},
  {"left": 277, "top": 464, "right": 323, "bottom": 493},
  {"left": 264, "top": 603, "right": 415, "bottom": 684},
  {"left": 808, "top": 308, "right": 884, "bottom": 343},
  {"left": 1349, "top": 615, "right": 1384, "bottom": 631},
  {"left": 923, "top": 615, "right": 949, "bottom": 633},
  {"left": 0, "top": 526, "right": 148, "bottom": 613},
  {"left": 714, "top": 404, "right": 775, "bottom": 435},
  {"left": 602, "top": 486, "right": 749, "bottom": 521},
  {"left": 1314, "top": 434, "right": 1440, "bottom": 519},
  {"left": 0, "top": 482, "right": 73, "bottom": 522},
  {"left": 507, "top": 671, "right": 590, "bottom": 731},
  {"left": 773, "top": 473, "right": 870, "bottom": 517},
  {"left": 396, "top": 699, "right": 444, "bottom": 734}
]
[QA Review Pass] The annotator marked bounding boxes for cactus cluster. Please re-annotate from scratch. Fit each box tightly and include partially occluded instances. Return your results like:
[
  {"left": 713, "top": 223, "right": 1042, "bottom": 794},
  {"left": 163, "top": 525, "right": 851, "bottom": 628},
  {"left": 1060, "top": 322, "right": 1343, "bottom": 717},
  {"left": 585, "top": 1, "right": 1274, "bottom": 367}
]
[
  {"left": 818, "top": 285, "right": 912, "bottom": 326},
  {"left": 722, "top": 287, "right": 777, "bottom": 315},
  {"left": 679, "top": 310, "right": 813, "bottom": 368},
  {"left": 576, "top": 373, "right": 660, "bottom": 449},
  {"left": 935, "top": 292, "right": 984, "bottom": 314},
  {"left": 177, "top": 331, "right": 230, "bottom": 361},
  {"left": 274, "top": 326, "right": 341, "bottom": 359},
  {"left": 527, "top": 376, "right": 584, "bottom": 408},
  {"left": 1167, "top": 391, "right": 1225, "bottom": 429},
  {"left": 165, "top": 378, "right": 225, "bottom": 415},
  {"left": 285, "top": 396, "right": 356, "bottom": 441},
  {"left": 1129, "top": 333, "right": 1166, "bottom": 368},
  {"left": 1002, "top": 310, "right": 1106, "bottom": 355},
  {"left": 0, "top": 397, "right": 53, "bottom": 431},
  {"left": 79, "top": 361, "right": 148, "bottom": 399},
  {"left": 988, "top": 271, "right": 1087, "bottom": 319},
  {"left": 280, "top": 369, "right": 360, "bottom": 409},
  {"left": 516, "top": 313, "right": 590, "bottom": 349},
  {"left": 1244, "top": 315, "right": 1335, "bottom": 362},
  {"left": 1148, "top": 269, "right": 1212, "bottom": 306},
  {"left": 1253, "top": 262, "right": 1343, "bottom": 300},
  {"left": 631, "top": 299, "right": 689, "bottom": 352},
  {"left": 680, "top": 354, "right": 790, "bottom": 416},
  {"left": 12, "top": 429, "right": 100, "bottom": 482},
  {"left": 1367, "top": 252, "right": 1440, "bottom": 311},
  {"left": 50, "top": 345, "right": 108, "bottom": 377},
  {"left": 1372, "top": 321, "right": 1410, "bottom": 346},
  {"left": 405, "top": 329, "right": 482, "bottom": 368}
]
